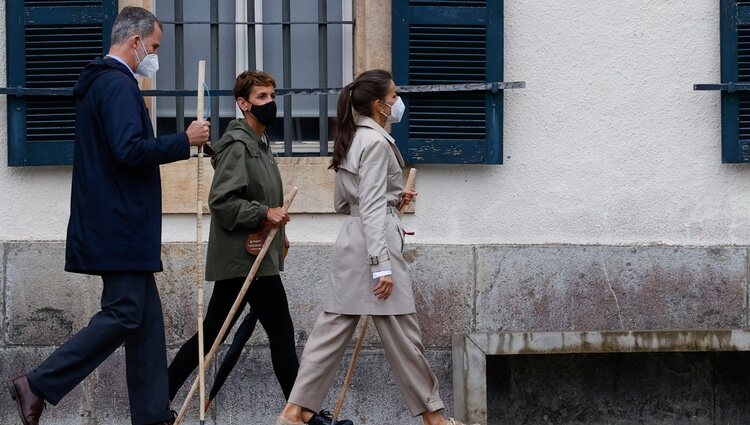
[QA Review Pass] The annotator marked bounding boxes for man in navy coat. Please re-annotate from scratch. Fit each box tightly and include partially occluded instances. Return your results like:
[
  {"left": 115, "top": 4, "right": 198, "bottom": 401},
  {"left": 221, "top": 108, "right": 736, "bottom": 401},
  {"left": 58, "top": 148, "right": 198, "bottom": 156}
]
[{"left": 6, "top": 7, "right": 210, "bottom": 425}]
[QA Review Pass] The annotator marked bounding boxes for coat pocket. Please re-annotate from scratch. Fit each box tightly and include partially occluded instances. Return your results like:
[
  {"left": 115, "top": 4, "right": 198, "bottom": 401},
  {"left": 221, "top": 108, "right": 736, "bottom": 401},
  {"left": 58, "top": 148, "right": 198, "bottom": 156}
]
[{"left": 395, "top": 221, "right": 405, "bottom": 252}]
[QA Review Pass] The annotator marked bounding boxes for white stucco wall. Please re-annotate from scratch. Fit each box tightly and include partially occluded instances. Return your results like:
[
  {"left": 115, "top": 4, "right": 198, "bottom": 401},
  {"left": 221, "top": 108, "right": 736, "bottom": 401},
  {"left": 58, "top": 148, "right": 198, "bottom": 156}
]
[
  {"left": 1, "top": 1, "right": 749, "bottom": 245},
  {"left": 412, "top": 0, "right": 750, "bottom": 246}
]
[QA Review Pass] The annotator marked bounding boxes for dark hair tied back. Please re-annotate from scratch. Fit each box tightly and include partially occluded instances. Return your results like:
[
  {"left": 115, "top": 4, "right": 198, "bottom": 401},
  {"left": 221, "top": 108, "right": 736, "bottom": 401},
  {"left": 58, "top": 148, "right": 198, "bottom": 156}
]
[{"left": 330, "top": 69, "right": 392, "bottom": 171}]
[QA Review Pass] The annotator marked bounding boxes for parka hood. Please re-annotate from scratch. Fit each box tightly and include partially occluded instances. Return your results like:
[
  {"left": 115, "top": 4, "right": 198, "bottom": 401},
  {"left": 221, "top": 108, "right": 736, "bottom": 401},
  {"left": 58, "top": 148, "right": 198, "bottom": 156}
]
[
  {"left": 212, "top": 118, "right": 264, "bottom": 155},
  {"left": 73, "top": 56, "right": 136, "bottom": 98}
]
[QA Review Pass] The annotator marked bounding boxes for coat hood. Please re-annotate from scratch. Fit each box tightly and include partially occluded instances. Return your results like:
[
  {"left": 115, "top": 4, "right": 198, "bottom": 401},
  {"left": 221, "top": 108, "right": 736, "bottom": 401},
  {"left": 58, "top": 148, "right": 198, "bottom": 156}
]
[
  {"left": 212, "top": 118, "right": 264, "bottom": 156},
  {"left": 73, "top": 57, "right": 135, "bottom": 98}
]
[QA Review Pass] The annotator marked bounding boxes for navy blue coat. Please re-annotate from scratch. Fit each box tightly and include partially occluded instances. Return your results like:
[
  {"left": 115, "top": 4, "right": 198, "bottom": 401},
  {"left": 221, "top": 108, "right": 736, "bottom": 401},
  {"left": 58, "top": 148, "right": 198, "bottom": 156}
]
[{"left": 65, "top": 57, "right": 189, "bottom": 274}]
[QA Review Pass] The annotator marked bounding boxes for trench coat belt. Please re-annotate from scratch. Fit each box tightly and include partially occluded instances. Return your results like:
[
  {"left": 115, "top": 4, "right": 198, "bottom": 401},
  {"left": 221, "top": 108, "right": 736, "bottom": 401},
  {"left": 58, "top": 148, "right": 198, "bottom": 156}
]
[{"left": 349, "top": 204, "right": 398, "bottom": 217}]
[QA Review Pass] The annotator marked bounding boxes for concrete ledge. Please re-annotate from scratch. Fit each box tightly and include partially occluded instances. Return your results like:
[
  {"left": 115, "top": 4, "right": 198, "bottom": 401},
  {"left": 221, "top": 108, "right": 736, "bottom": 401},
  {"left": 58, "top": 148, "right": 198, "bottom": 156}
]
[{"left": 453, "top": 330, "right": 750, "bottom": 424}]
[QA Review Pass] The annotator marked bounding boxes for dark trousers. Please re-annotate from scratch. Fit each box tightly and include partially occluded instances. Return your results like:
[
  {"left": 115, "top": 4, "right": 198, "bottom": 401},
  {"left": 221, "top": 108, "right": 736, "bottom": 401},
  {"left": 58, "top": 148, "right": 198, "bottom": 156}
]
[
  {"left": 27, "top": 272, "right": 172, "bottom": 425},
  {"left": 168, "top": 275, "right": 299, "bottom": 400}
]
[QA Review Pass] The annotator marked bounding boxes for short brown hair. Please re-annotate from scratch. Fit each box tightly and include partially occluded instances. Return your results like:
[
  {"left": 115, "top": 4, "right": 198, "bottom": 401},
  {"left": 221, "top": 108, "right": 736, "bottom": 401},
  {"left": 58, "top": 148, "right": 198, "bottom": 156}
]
[{"left": 233, "top": 70, "right": 276, "bottom": 100}]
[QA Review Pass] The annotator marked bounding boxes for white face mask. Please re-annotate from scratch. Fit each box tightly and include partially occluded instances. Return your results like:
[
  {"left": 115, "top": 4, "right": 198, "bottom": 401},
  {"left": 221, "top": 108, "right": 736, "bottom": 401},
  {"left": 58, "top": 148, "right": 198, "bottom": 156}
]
[
  {"left": 382, "top": 96, "right": 405, "bottom": 124},
  {"left": 134, "top": 39, "right": 159, "bottom": 79}
]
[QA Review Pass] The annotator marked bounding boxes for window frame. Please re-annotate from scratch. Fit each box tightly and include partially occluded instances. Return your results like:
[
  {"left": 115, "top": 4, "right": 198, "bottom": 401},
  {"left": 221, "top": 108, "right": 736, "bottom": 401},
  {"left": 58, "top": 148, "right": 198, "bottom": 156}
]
[{"left": 151, "top": 0, "right": 355, "bottom": 157}]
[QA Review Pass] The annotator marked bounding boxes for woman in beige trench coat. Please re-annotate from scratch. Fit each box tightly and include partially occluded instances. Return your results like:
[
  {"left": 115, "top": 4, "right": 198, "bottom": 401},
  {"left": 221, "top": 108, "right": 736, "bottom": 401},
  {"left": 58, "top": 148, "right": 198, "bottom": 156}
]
[{"left": 276, "top": 69, "right": 471, "bottom": 425}]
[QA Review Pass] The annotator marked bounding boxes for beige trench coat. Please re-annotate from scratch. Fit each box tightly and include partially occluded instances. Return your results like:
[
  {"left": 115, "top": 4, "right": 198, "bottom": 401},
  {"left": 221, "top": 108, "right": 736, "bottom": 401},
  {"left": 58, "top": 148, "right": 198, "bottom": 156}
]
[{"left": 324, "top": 116, "right": 416, "bottom": 315}]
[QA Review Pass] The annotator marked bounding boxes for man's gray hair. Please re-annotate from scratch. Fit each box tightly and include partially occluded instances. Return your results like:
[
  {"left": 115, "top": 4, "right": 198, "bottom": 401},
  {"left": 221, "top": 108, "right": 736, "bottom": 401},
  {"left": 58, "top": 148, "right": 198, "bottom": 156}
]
[{"left": 110, "top": 6, "right": 162, "bottom": 46}]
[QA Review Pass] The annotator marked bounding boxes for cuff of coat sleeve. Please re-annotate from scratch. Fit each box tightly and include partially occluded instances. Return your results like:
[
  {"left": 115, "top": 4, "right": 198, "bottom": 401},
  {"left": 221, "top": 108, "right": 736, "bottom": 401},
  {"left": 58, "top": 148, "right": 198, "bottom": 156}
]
[
  {"left": 372, "top": 269, "right": 392, "bottom": 279},
  {"left": 370, "top": 260, "right": 392, "bottom": 275},
  {"left": 259, "top": 205, "right": 269, "bottom": 221},
  {"left": 180, "top": 132, "right": 191, "bottom": 159}
]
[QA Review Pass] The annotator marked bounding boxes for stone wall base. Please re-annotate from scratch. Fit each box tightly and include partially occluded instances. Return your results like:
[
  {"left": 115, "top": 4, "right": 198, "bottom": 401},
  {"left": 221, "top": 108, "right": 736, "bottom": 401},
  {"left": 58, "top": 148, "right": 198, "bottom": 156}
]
[{"left": 1, "top": 242, "right": 748, "bottom": 423}]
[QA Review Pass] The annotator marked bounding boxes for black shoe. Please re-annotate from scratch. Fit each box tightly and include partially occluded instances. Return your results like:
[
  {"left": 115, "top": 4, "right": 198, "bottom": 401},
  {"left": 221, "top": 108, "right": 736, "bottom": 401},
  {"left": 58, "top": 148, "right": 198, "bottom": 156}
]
[
  {"left": 306, "top": 409, "right": 353, "bottom": 425},
  {"left": 146, "top": 408, "right": 176, "bottom": 425}
]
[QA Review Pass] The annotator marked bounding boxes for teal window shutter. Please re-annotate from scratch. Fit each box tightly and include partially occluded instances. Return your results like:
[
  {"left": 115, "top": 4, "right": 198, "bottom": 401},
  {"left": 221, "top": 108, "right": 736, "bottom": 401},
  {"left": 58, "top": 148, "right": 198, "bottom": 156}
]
[
  {"left": 720, "top": 0, "right": 750, "bottom": 163},
  {"left": 392, "top": 0, "right": 503, "bottom": 164},
  {"left": 7, "top": 0, "right": 118, "bottom": 166}
]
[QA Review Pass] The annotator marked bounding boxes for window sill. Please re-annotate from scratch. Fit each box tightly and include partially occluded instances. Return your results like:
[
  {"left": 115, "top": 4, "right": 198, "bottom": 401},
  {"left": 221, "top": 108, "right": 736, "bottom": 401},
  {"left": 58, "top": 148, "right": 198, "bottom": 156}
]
[{"left": 161, "top": 155, "right": 416, "bottom": 215}]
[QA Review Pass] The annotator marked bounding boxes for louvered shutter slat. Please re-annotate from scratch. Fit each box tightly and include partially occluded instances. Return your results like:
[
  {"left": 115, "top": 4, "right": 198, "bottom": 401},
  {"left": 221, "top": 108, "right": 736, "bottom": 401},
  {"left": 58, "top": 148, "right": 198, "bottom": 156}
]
[
  {"left": 719, "top": 0, "right": 750, "bottom": 162},
  {"left": 392, "top": 0, "right": 503, "bottom": 164},
  {"left": 26, "top": 0, "right": 103, "bottom": 5},
  {"left": 737, "top": 14, "right": 750, "bottom": 146},
  {"left": 739, "top": 15, "right": 750, "bottom": 139},
  {"left": 24, "top": 22, "right": 103, "bottom": 142},
  {"left": 7, "top": 0, "right": 117, "bottom": 165},
  {"left": 410, "top": 0, "right": 486, "bottom": 6}
]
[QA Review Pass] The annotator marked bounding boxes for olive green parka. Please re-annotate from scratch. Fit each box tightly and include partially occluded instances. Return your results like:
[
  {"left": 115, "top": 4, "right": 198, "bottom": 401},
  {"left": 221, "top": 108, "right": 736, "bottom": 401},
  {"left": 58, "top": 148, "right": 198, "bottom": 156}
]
[{"left": 205, "top": 118, "right": 285, "bottom": 281}]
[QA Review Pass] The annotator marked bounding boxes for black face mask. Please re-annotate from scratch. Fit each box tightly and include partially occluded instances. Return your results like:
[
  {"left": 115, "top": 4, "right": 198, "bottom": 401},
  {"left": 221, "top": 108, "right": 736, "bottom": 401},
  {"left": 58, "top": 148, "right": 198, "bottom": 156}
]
[{"left": 248, "top": 100, "right": 277, "bottom": 126}]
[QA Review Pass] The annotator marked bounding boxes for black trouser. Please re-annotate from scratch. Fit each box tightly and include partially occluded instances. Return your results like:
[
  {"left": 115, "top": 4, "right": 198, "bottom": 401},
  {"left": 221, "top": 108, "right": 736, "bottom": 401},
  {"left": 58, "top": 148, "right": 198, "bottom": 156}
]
[
  {"left": 168, "top": 275, "right": 299, "bottom": 400},
  {"left": 27, "top": 272, "right": 172, "bottom": 425}
]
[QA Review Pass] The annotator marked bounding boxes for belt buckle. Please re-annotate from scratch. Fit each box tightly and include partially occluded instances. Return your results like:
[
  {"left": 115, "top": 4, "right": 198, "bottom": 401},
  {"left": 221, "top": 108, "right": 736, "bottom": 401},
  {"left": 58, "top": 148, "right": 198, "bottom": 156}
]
[{"left": 368, "top": 252, "right": 390, "bottom": 265}]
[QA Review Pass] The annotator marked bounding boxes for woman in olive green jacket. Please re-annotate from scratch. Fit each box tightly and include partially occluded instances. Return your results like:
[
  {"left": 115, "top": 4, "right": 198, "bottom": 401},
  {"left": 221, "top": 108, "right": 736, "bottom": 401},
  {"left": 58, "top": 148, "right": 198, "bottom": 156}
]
[{"left": 166, "top": 71, "right": 310, "bottom": 418}]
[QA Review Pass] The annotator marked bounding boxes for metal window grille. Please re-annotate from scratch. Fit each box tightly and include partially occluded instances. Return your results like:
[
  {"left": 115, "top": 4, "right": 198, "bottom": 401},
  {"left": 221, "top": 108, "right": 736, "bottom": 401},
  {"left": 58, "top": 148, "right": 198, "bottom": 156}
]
[{"left": 157, "top": 0, "right": 353, "bottom": 157}]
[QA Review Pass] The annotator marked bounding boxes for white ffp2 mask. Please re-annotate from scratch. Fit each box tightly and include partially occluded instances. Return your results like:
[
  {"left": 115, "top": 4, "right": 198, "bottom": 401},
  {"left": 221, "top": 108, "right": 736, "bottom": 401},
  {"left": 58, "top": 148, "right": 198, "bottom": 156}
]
[
  {"left": 382, "top": 96, "right": 405, "bottom": 124},
  {"left": 134, "top": 39, "right": 159, "bottom": 79}
]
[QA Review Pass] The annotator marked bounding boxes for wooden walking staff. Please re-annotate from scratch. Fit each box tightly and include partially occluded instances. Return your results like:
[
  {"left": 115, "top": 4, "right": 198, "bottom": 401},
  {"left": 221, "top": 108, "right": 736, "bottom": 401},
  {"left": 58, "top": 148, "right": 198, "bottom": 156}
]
[
  {"left": 195, "top": 60, "right": 207, "bottom": 425},
  {"left": 331, "top": 168, "right": 418, "bottom": 425},
  {"left": 175, "top": 187, "right": 300, "bottom": 425}
]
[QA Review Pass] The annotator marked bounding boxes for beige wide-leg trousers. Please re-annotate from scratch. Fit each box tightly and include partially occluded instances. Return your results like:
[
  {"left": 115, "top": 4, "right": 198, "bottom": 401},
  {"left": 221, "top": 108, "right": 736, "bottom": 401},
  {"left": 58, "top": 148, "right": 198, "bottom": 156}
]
[{"left": 288, "top": 312, "right": 445, "bottom": 416}]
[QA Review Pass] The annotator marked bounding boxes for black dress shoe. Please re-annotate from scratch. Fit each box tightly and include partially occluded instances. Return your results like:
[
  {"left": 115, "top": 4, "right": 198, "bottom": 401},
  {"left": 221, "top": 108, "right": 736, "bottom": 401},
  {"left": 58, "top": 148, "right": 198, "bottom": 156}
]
[
  {"left": 151, "top": 408, "right": 177, "bottom": 425},
  {"left": 305, "top": 409, "right": 354, "bottom": 425},
  {"left": 147, "top": 415, "right": 175, "bottom": 425},
  {"left": 6, "top": 375, "right": 45, "bottom": 425}
]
